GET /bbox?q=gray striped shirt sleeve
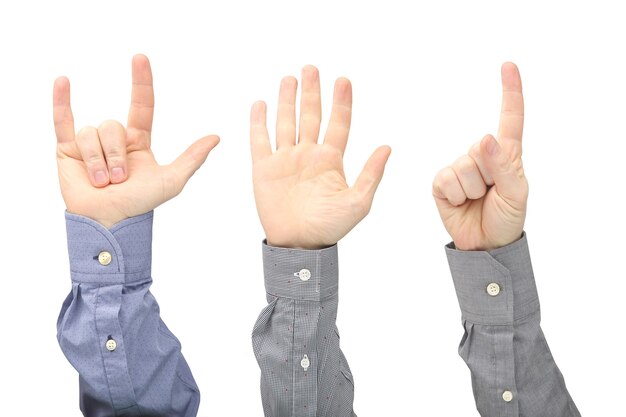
[252,242,356,417]
[446,233,580,417]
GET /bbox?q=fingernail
[486,136,499,155]
[111,167,125,182]
[94,170,108,185]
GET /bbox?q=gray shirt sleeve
[58,211,200,416]
[252,242,356,417]
[446,233,580,417]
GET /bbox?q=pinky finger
[76,127,109,187]
[53,77,75,144]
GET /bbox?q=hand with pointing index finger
[53,54,219,228]
[432,63,527,251]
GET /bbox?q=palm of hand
[254,144,358,249]
[250,67,391,249]
[57,141,169,227]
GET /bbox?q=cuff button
[502,390,513,402]
[297,269,311,281]
[98,251,112,266]
[105,338,117,352]
[486,282,501,296]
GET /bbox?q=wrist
[65,208,130,230]
[453,232,524,252]
[266,238,334,251]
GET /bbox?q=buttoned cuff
[262,241,339,301]
[446,232,540,325]
[65,211,153,285]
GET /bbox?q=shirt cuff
[445,232,540,325]
[65,211,153,285]
[262,241,339,301]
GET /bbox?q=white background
[1,0,624,415]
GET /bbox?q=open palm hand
[251,66,391,249]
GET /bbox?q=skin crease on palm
[432,62,528,251]
[53,54,220,229]
[250,65,392,250]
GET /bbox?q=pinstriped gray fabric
[59,212,200,416]
[446,233,580,417]
[253,243,356,417]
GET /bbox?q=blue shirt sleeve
[57,211,200,417]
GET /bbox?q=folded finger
[452,154,487,200]
[468,141,494,186]
[76,127,109,187]
[98,120,128,184]
[432,167,466,206]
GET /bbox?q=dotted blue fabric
[58,211,199,417]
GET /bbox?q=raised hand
[53,55,219,228]
[250,66,391,249]
[432,63,527,251]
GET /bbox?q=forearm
[446,233,580,416]
[252,242,355,417]
[57,212,200,416]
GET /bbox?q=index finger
[127,54,155,137]
[497,62,524,157]
[53,76,75,144]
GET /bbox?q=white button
[106,338,117,352]
[300,354,310,371]
[502,390,513,402]
[98,251,112,266]
[298,269,311,281]
[487,282,501,296]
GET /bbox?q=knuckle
[85,153,104,165]
[98,119,124,133]
[440,168,457,187]
[468,142,481,157]
[466,184,486,200]
[104,146,124,160]
[76,126,97,141]
[451,194,467,206]
[455,155,475,175]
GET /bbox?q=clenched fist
[432,63,527,251]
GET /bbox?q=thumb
[480,134,527,208]
[352,145,392,211]
[166,135,220,193]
